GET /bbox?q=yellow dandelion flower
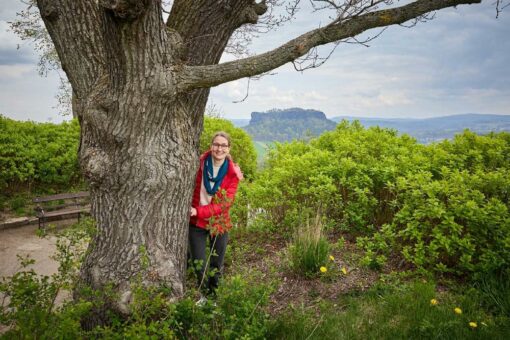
[454,307,462,315]
[469,322,477,328]
[341,267,347,275]
[320,266,327,273]
[329,255,335,261]
[430,299,438,306]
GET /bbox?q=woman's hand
[190,207,197,217]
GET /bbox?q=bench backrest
[33,191,90,203]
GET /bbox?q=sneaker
[195,296,208,307]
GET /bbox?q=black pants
[188,224,229,295]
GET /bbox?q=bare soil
[226,230,382,316]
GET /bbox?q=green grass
[475,270,510,317]
[268,281,510,339]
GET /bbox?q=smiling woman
[188,131,243,298]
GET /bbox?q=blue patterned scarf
[203,154,229,195]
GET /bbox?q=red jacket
[190,151,243,233]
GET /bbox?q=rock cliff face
[244,108,337,142]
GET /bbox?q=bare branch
[227,70,278,104]
[225,0,302,58]
[176,0,481,92]
[495,0,510,18]
[232,77,252,103]
[292,41,340,71]
[343,27,387,46]
[9,0,58,77]
[205,100,225,118]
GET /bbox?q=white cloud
[0,63,33,78]
[303,90,328,101]
[376,92,413,106]
[215,79,246,99]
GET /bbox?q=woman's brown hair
[211,131,231,146]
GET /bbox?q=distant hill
[330,113,510,143]
[243,108,337,142]
[229,119,250,128]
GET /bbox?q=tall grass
[288,211,330,278]
[476,270,510,317]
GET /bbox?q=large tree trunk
[77,96,201,315]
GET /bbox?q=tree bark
[35,0,481,326]
[37,0,194,318]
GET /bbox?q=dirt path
[0,222,68,334]
[0,223,61,280]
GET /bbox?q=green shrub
[0,115,81,192]
[175,274,272,339]
[427,130,510,175]
[245,121,427,235]
[245,121,509,278]
[104,272,272,340]
[7,195,29,216]
[8,196,26,211]
[360,169,510,276]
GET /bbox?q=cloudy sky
[1,1,509,123]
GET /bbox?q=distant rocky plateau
[242,108,337,142]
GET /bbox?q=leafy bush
[173,274,272,339]
[0,115,81,192]
[93,272,272,339]
[246,121,427,234]
[360,131,510,277]
[427,130,510,175]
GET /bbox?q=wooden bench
[33,191,90,229]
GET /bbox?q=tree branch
[167,0,270,66]
[176,0,481,91]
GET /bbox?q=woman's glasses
[212,143,229,149]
